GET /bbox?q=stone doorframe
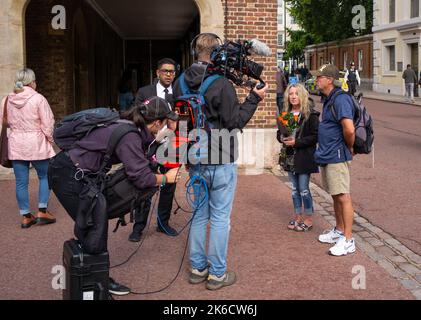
[0,0,224,98]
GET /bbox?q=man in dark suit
[135,58,176,105]
[129,58,178,241]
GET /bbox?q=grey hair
[14,68,36,92]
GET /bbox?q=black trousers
[133,182,177,231]
[48,152,83,221]
[348,81,357,96]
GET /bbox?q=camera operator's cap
[311,64,342,87]
[142,96,179,121]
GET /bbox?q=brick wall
[224,0,278,128]
[25,0,124,119]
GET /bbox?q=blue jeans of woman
[189,163,238,277]
[287,172,313,215]
[12,160,51,215]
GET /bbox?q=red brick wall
[224,0,278,128]
[25,0,124,119]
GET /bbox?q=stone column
[0,0,28,99]
[194,0,224,39]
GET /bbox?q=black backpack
[328,91,374,155]
[54,108,120,150]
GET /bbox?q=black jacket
[173,62,262,164]
[277,108,320,174]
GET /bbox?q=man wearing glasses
[130,58,179,241]
[135,58,177,105]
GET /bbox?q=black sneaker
[128,230,142,242]
[156,224,178,237]
[108,278,130,296]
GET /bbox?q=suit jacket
[135,83,174,108]
[135,84,157,106]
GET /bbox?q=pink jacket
[1,87,56,161]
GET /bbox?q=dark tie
[164,88,173,109]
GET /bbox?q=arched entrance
[73,9,89,112]
[0,0,225,100]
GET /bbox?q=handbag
[0,97,12,168]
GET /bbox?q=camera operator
[48,97,180,296]
[173,33,268,290]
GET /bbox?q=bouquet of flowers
[278,112,300,136]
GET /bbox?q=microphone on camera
[249,39,272,56]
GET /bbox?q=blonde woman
[0,68,56,228]
[277,83,320,231]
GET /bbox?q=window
[278,34,284,46]
[291,17,296,24]
[385,45,396,71]
[278,13,283,24]
[411,0,419,18]
[330,54,335,65]
[389,0,395,23]
[343,51,348,69]
[358,50,363,71]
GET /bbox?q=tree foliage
[285,0,373,43]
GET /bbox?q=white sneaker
[329,237,356,256]
[318,227,344,244]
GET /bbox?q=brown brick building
[0,0,279,167]
[304,34,374,89]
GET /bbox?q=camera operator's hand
[253,83,269,100]
[164,168,180,184]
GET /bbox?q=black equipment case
[62,239,109,300]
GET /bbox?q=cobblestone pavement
[271,166,421,300]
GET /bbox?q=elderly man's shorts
[320,162,351,196]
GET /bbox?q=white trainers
[318,227,344,244]
[329,237,356,256]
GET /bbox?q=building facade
[277,0,301,69]
[373,0,421,95]
[0,0,279,168]
[305,34,373,89]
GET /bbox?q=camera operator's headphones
[190,33,223,58]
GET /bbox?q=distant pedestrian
[344,62,361,97]
[402,64,417,104]
[0,68,56,229]
[311,64,356,256]
[118,70,135,112]
[277,83,320,232]
[276,67,288,114]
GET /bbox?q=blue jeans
[12,160,51,215]
[189,163,238,277]
[287,172,314,215]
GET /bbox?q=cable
[109,193,159,269]
[129,210,197,295]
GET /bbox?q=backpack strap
[327,89,352,122]
[198,74,222,95]
[99,123,140,173]
[178,73,191,95]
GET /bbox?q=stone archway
[0,0,28,98]
[194,0,224,39]
[0,0,225,99]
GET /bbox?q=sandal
[287,220,298,230]
[294,222,313,232]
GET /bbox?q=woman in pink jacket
[1,68,56,228]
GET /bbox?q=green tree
[285,0,373,43]
[283,30,317,61]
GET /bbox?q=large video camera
[209,39,271,89]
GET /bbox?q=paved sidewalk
[360,89,421,107]
[0,169,417,300]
